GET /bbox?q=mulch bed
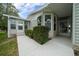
[73,45,79,56]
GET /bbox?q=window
[10,24,16,29]
[18,25,23,30]
[37,16,42,26]
[45,15,51,30]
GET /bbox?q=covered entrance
[56,16,72,37]
[43,3,73,39]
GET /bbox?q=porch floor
[17,35,74,56]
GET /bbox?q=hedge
[33,26,49,44]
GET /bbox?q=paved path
[17,35,74,56]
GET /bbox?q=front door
[17,24,24,36]
[17,21,24,36]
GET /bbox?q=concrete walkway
[17,35,74,56]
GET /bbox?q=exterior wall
[73,3,79,45]
[8,18,24,38]
[27,11,43,30]
[30,20,37,30]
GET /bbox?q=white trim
[8,16,10,38]
[3,14,26,20]
[72,3,75,45]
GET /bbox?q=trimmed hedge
[33,26,49,44]
[25,30,33,38]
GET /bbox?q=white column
[16,20,18,35]
[23,21,25,34]
[72,3,75,45]
[8,17,11,38]
[42,14,45,26]
[51,14,53,31]
[55,15,58,35]
[50,14,54,38]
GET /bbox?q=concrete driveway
[17,35,74,56]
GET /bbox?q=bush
[33,26,49,45]
[25,30,33,38]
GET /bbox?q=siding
[74,3,79,45]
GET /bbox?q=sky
[13,3,45,19]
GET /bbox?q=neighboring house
[26,3,79,46]
[3,14,29,38]
[0,3,23,37]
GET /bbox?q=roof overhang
[27,3,73,18]
[3,14,30,22]
[46,3,73,17]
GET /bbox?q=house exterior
[26,3,79,47]
[26,3,72,38]
[2,3,79,49]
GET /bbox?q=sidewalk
[17,35,74,56]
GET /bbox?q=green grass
[0,38,18,56]
[0,32,7,43]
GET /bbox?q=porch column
[42,14,45,26]
[50,14,54,38]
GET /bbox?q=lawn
[0,32,7,43]
[0,38,18,56]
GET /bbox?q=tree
[0,3,19,31]
[0,16,8,31]
[6,3,19,17]
[0,4,5,18]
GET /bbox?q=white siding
[27,11,43,30]
[73,3,79,45]
[30,20,37,30]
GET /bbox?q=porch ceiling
[44,3,73,17]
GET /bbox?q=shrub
[33,26,49,44]
[25,30,33,38]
